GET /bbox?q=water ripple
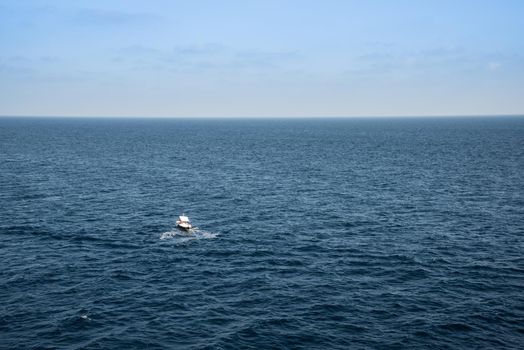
[1,117,523,349]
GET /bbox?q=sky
[1,0,523,117]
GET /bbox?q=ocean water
[1,117,523,349]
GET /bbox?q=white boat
[176,215,193,231]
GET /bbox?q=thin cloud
[73,8,161,26]
[352,46,520,75]
[171,43,225,56]
[0,55,86,83]
[115,45,163,58]
[233,50,302,69]
[488,62,501,71]
[112,44,303,73]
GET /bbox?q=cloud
[487,62,501,71]
[115,45,163,58]
[114,43,224,60]
[0,62,35,79]
[0,55,85,83]
[351,46,498,76]
[171,43,225,56]
[232,50,302,69]
[73,8,161,26]
[358,46,467,65]
[112,44,302,73]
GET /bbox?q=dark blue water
[1,117,523,349]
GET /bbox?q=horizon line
[1,114,523,120]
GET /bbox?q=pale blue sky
[1,0,523,117]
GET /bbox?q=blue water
[1,117,523,349]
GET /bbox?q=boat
[176,215,193,231]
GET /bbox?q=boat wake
[160,229,219,243]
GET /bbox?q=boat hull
[176,222,192,231]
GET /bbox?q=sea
[1,117,523,349]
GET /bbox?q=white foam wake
[160,229,219,243]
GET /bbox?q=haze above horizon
[1,0,523,118]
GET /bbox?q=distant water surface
[1,117,523,349]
